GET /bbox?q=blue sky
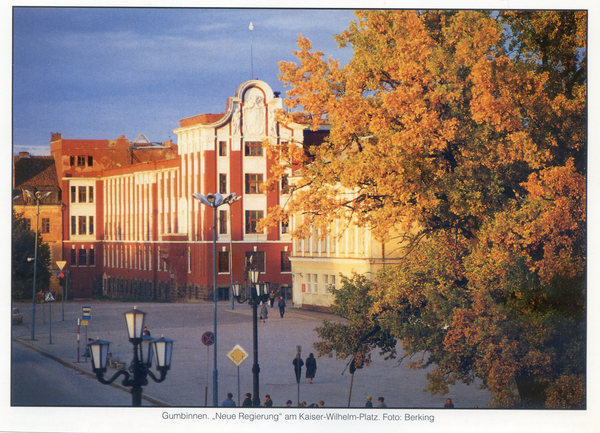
[12,7,356,155]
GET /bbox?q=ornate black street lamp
[232,269,268,407]
[192,191,238,407]
[87,307,175,406]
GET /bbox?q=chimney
[51,132,62,141]
[18,151,30,159]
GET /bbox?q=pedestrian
[264,394,273,407]
[84,337,94,358]
[242,393,253,407]
[444,398,455,408]
[260,302,268,323]
[143,326,151,337]
[305,353,317,384]
[293,353,304,383]
[284,400,293,407]
[269,290,276,307]
[319,400,325,407]
[308,403,318,408]
[278,296,286,318]
[365,396,373,408]
[222,392,236,407]
[377,397,387,408]
[299,401,307,407]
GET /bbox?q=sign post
[201,332,215,406]
[226,344,249,406]
[44,291,56,344]
[296,345,302,407]
[56,261,66,321]
[82,307,91,360]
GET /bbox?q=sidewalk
[11,300,492,408]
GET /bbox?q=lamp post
[87,307,174,407]
[23,189,52,341]
[232,268,268,407]
[228,195,240,311]
[192,192,238,407]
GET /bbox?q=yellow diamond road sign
[226,344,249,367]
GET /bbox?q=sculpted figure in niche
[243,95,265,135]
[232,103,241,136]
[269,105,277,137]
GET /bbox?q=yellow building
[289,212,404,311]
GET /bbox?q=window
[89,216,94,235]
[78,248,87,266]
[78,186,87,203]
[219,210,228,234]
[219,141,227,156]
[219,174,227,194]
[245,174,263,194]
[41,218,50,234]
[77,156,86,166]
[88,156,93,166]
[89,186,94,203]
[71,216,76,235]
[71,186,76,203]
[281,251,291,272]
[78,216,87,235]
[245,251,265,272]
[89,249,95,266]
[245,141,263,156]
[218,251,230,273]
[324,275,335,294]
[281,220,289,234]
[245,210,264,234]
[281,175,289,194]
[70,249,76,265]
[70,156,75,166]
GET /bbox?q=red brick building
[34,79,320,301]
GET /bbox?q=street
[11,341,136,406]
[10,300,492,409]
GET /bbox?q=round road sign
[201,331,215,346]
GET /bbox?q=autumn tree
[270,10,585,408]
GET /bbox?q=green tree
[273,10,585,408]
[313,274,398,370]
[12,209,51,300]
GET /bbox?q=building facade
[45,79,315,301]
[289,209,405,310]
[12,152,64,298]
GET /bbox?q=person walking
[365,396,373,408]
[305,353,317,384]
[143,326,151,337]
[242,393,253,407]
[278,296,286,318]
[444,398,455,408]
[377,397,387,408]
[284,400,293,407]
[260,302,268,323]
[222,392,236,407]
[292,353,304,383]
[269,290,276,307]
[264,394,273,407]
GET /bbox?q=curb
[13,337,171,407]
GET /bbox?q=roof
[179,113,225,128]
[13,155,59,190]
[13,154,61,204]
